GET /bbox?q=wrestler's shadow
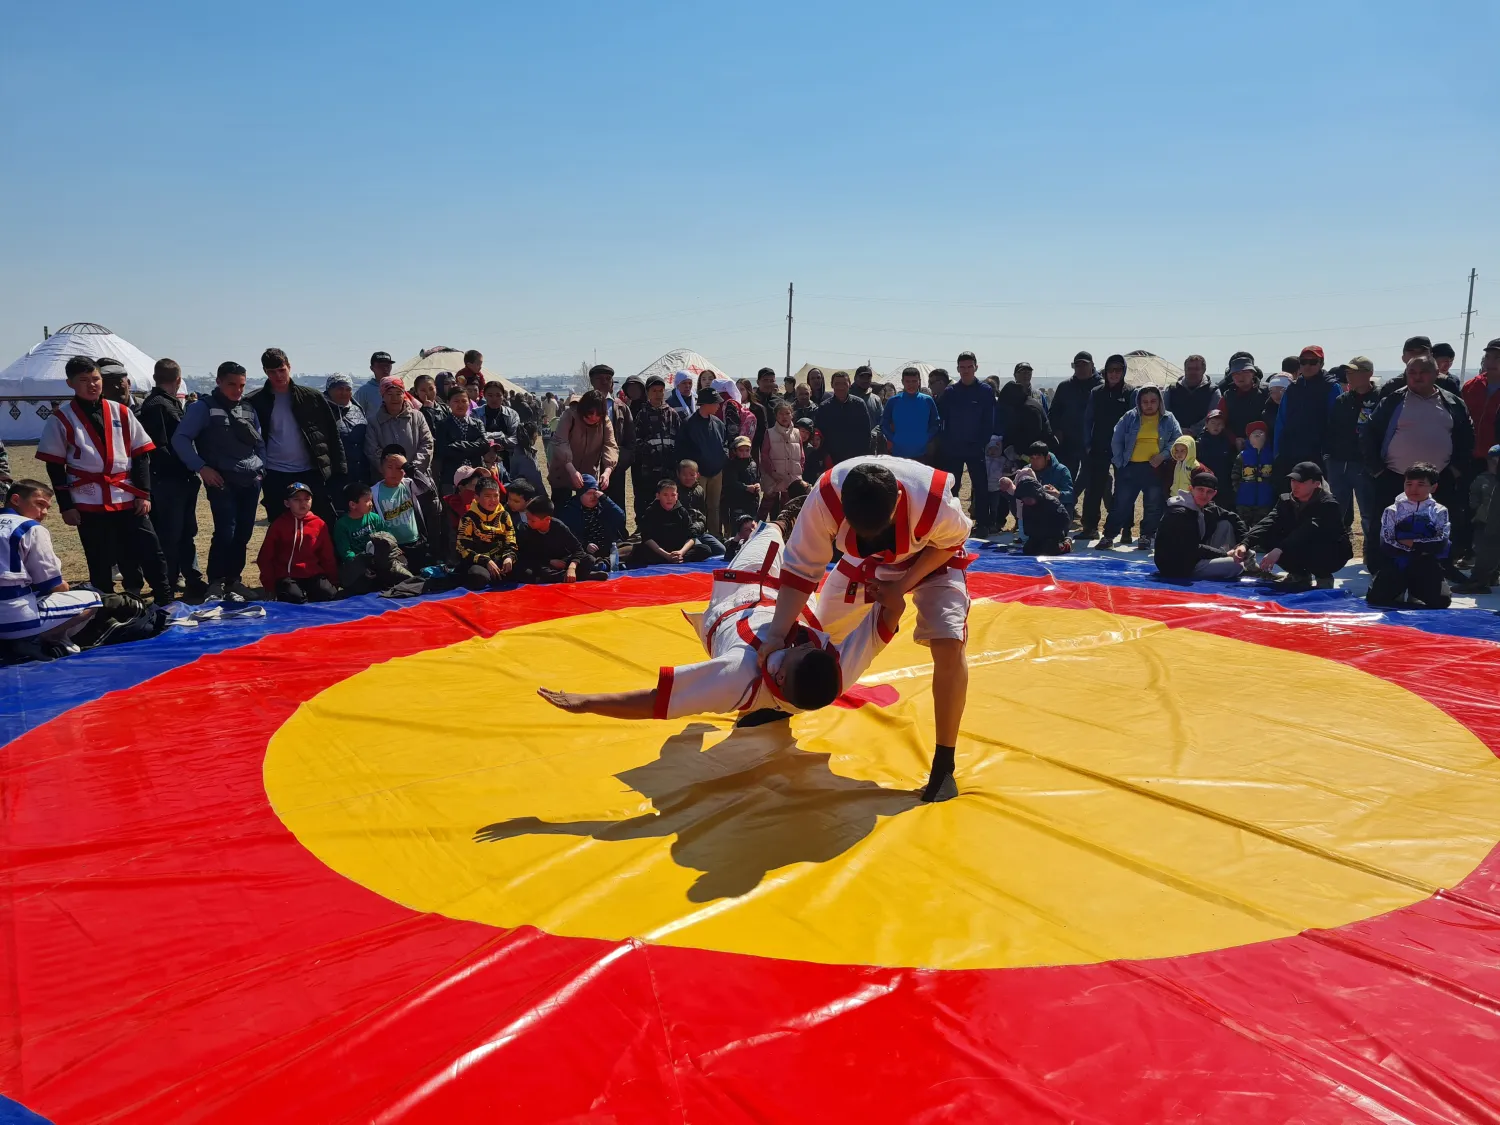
[474,721,921,902]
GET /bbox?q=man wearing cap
[1325,357,1382,565]
[247,347,345,526]
[632,376,681,519]
[1271,346,1340,495]
[937,351,998,534]
[354,351,396,422]
[851,365,884,428]
[1153,469,1247,581]
[1242,461,1352,590]
[1048,352,1102,499]
[1363,354,1474,559]
[674,388,729,537]
[880,366,940,462]
[588,364,633,511]
[1166,355,1222,438]
[1378,336,1460,399]
[1220,357,1267,447]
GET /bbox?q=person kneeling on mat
[0,479,103,660]
[1153,470,1248,581]
[539,511,905,730]
[1366,462,1453,609]
[1242,461,1352,591]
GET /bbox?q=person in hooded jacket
[1000,475,1071,555]
[1154,470,1247,581]
[1048,353,1102,496]
[1195,410,1236,510]
[1080,355,1132,540]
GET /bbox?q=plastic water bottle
[609,544,621,572]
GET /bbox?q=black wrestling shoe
[735,708,792,728]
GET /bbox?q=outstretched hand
[538,687,589,712]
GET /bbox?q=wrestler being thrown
[539,496,906,740]
[757,457,973,802]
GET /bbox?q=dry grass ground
[12,442,1367,588]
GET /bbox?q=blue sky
[2,1,1496,382]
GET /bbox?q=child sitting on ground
[999,475,1073,556]
[257,481,339,603]
[1234,421,1275,528]
[372,445,429,569]
[557,473,628,570]
[1367,462,1451,609]
[455,475,518,590]
[515,496,607,583]
[335,483,413,595]
[1455,444,1500,594]
[632,479,719,567]
[443,466,486,557]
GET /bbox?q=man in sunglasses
[1271,345,1340,495]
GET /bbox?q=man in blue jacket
[938,350,998,533]
[1273,345,1340,495]
[880,366,940,462]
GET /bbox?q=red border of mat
[5,573,1500,1124]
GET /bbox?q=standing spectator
[1196,410,1236,509]
[1272,346,1339,494]
[454,475,518,590]
[675,391,729,536]
[1458,338,1500,559]
[589,364,633,511]
[927,367,950,401]
[558,473,628,570]
[1454,444,1500,593]
[620,376,647,416]
[815,371,875,470]
[434,384,488,496]
[1380,336,1461,398]
[782,374,798,399]
[505,424,544,496]
[760,401,804,515]
[540,391,561,431]
[723,436,763,527]
[750,367,783,453]
[1221,357,1268,446]
[851,365,884,428]
[354,351,396,422]
[937,351,998,533]
[796,419,823,487]
[256,482,338,603]
[792,382,816,417]
[365,375,440,538]
[1048,352,1102,498]
[0,438,9,484]
[173,361,265,601]
[668,371,697,418]
[248,347,345,525]
[880,366,941,461]
[477,380,520,465]
[137,358,206,600]
[1098,385,1182,551]
[1079,354,1132,541]
[632,376,682,519]
[997,362,1054,455]
[1263,373,1291,436]
[98,360,134,406]
[1166,355,1222,437]
[805,367,830,406]
[323,373,369,504]
[1153,470,1247,581]
[38,356,170,604]
[549,389,618,508]
[1366,463,1452,608]
[1432,343,1462,392]
[1363,354,1473,535]
[1243,462,1353,590]
[412,374,445,438]
[1324,356,1382,565]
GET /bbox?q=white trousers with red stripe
[700,523,785,647]
[806,559,969,647]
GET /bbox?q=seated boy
[558,473,628,569]
[0,479,103,659]
[515,496,607,583]
[1367,462,1452,609]
[538,517,904,723]
[633,479,719,567]
[443,466,486,559]
[455,475,518,590]
[256,482,339,603]
[675,460,728,558]
[336,482,413,594]
[372,445,429,570]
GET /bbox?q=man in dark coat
[1243,461,1352,589]
[1048,352,1102,497]
[247,347,345,524]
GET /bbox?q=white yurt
[1123,350,1183,389]
[0,323,156,441]
[634,349,726,386]
[391,346,524,396]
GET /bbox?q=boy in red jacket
[257,481,338,603]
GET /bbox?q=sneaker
[1093,536,1117,550]
[204,580,226,602]
[229,581,257,602]
[1119,532,1134,547]
[1453,579,1494,595]
[1274,572,1313,593]
[42,640,82,658]
[1134,536,1153,551]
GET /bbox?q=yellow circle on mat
[265,600,1500,970]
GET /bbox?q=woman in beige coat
[759,401,805,517]
[547,390,618,506]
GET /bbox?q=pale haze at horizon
[1,1,1496,383]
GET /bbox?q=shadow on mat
[474,721,920,902]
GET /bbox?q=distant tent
[635,350,725,386]
[882,360,936,384]
[392,347,523,396]
[1123,350,1182,389]
[0,323,156,441]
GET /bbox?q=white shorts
[807,562,969,647]
[0,588,103,640]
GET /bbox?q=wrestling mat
[4,547,1500,1124]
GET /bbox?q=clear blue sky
[2,1,1496,382]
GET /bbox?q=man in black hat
[590,364,632,510]
[355,351,396,421]
[1242,461,1352,590]
[674,387,729,537]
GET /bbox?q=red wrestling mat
[4,573,1500,1124]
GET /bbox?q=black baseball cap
[1190,469,1218,489]
[645,375,666,389]
[1402,336,1432,353]
[1432,342,1456,360]
[285,481,313,498]
[1072,351,1093,365]
[1287,461,1325,483]
[370,351,394,365]
[1486,337,1500,352]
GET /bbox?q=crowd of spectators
[6,333,1499,660]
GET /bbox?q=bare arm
[537,686,656,719]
